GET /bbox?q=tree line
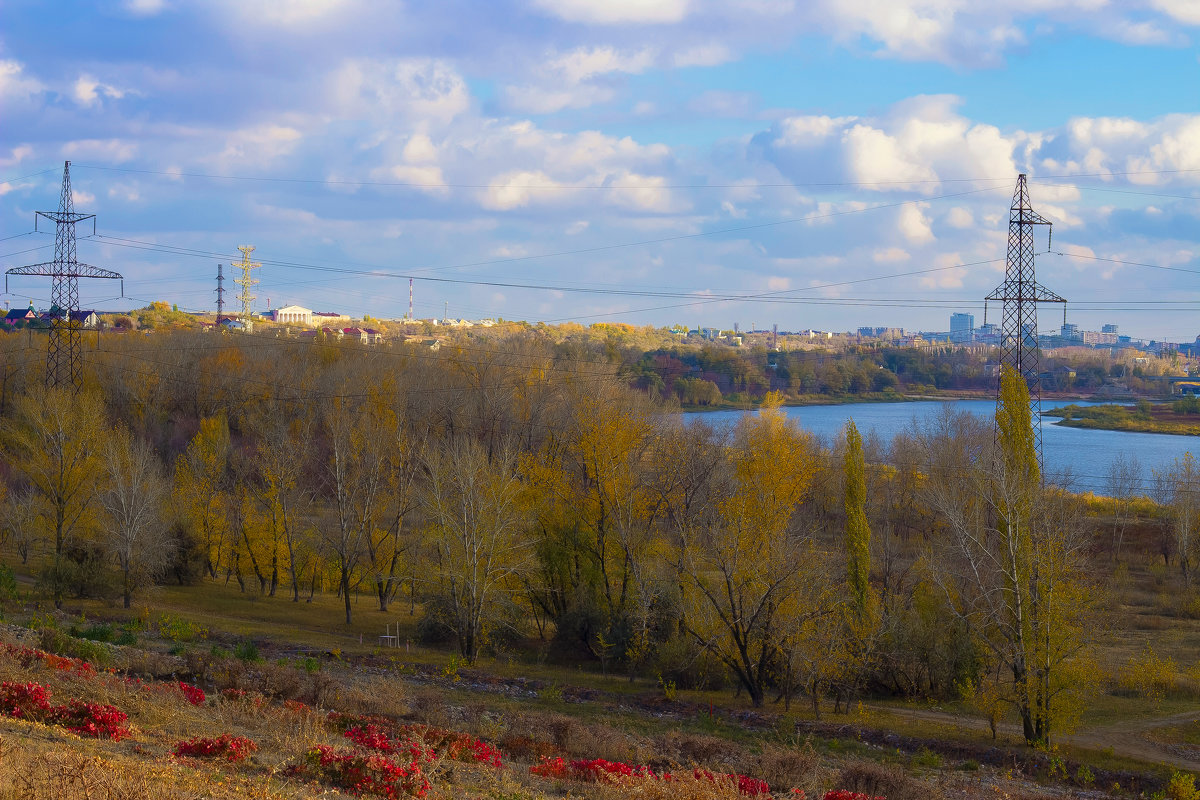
[0,328,1195,747]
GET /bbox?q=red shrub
[177,682,206,706]
[50,699,131,740]
[0,681,53,720]
[174,734,257,761]
[530,756,770,796]
[302,744,431,798]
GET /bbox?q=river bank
[1045,403,1200,437]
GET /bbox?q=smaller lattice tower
[232,245,260,326]
[215,263,226,317]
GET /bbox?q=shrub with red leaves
[343,723,503,769]
[0,644,95,677]
[0,681,53,719]
[822,792,885,800]
[177,682,205,706]
[174,734,258,762]
[302,744,431,798]
[50,699,131,740]
[530,756,771,796]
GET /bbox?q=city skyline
[1,1,1197,339]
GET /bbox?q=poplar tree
[843,419,870,615]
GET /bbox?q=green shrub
[0,563,20,603]
[234,639,261,663]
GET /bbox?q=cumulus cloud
[530,0,690,24]
[758,96,1017,191]
[330,59,469,125]
[73,74,131,107]
[504,46,655,113]
[0,60,45,103]
[1151,0,1200,25]
[123,0,167,15]
[62,138,139,162]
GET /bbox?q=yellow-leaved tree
[4,387,108,607]
[924,368,1096,746]
[681,391,821,707]
[174,415,231,579]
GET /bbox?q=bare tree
[1106,453,1142,562]
[1,486,42,565]
[1153,452,1200,585]
[322,392,393,624]
[99,426,172,608]
[421,438,531,663]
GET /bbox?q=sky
[1,0,1198,340]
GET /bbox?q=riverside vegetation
[0,325,1199,798]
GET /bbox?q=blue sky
[1,0,1198,339]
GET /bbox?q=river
[692,399,1197,496]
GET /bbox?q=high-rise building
[1102,323,1119,334]
[1061,323,1080,340]
[950,312,975,342]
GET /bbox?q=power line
[72,162,1200,191]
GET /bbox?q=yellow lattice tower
[232,245,260,327]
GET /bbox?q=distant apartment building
[1102,323,1119,334]
[949,312,975,343]
[1060,323,1080,340]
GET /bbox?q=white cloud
[215,125,302,165]
[671,43,733,67]
[330,59,469,125]
[1151,0,1200,25]
[62,138,138,162]
[388,165,447,193]
[482,170,565,210]
[897,203,934,244]
[566,220,589,234]
[0,144,33,168]
[402,134,438,164]
[920,253,967,289]
[108,184,142,202]
[73,74,130,107]
[872,247,910,263]
[945,207,974,228]
[221,0,349,26]
[767,276,791,291]
[71,189,96,207]
[0,60,45,103]
[123,0,167,15]
[530,0,690,24]
[504,46,655,113]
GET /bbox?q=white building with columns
[270,305,313,325]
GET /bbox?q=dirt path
[875,704,1200,771]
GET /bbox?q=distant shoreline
[1044,403,1200,437]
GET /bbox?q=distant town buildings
[949,312,975,343]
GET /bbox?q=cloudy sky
[1,0,1198,339]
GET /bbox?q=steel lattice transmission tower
[232,245,260,326]
[985,174,1066,465]
[6,161,123,391]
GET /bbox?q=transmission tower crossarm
[985,283,1066,304]
[7,262,123,280]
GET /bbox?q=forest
[0,325,1197,752]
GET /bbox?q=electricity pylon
[985,174,1066,467]
[232,245,260,327]
[6,161,123,391]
